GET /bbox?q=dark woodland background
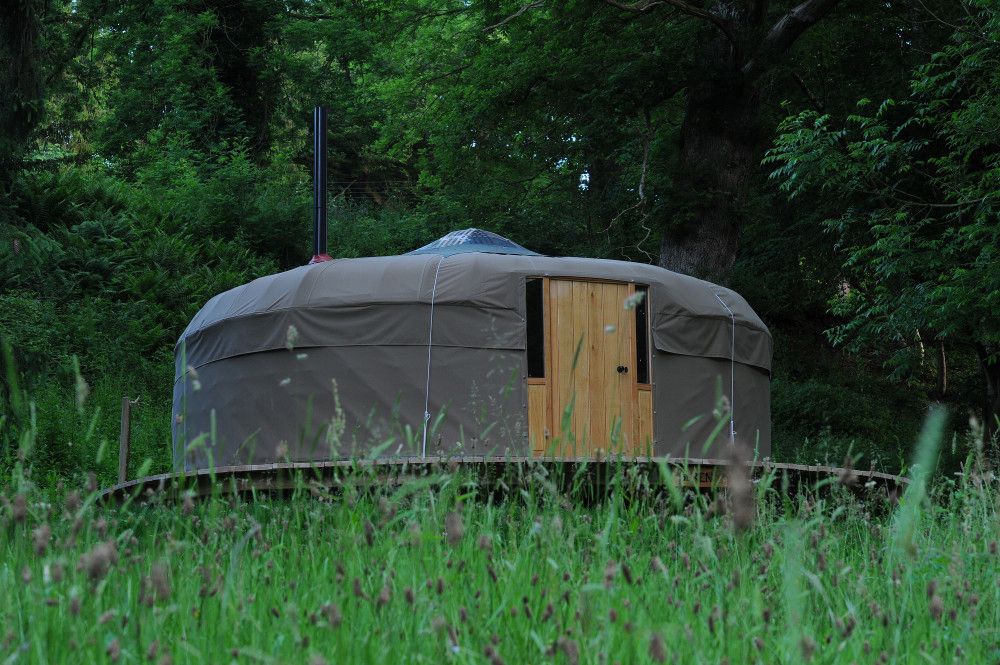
[1,0,998,484]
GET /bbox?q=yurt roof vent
[408,228,540,257]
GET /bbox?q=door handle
[617,365,628,374]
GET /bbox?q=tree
[766,2,1000,443]
[1,0,48,192]
[600,0,844,277]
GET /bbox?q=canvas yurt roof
[178,231,770,372]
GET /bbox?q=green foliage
[0,0,992,479]
[766,2,1000,438]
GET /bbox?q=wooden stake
[118,397,131,484]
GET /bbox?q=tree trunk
[651,0,845,279]
[657,9,764,280]
[660,72,762,278]
[977,346,1000,448]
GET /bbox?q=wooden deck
[99,456,908,503]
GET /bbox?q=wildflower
[648,633,667,663]
[377,585,391,608]
[352,578,367,600]
[21,565,31,584]
[107,638,121,662]
[650,556,666,573]
[477,534,492,552]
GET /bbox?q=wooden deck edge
[99,456,908,502]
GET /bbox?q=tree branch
[742,0,843,80]
[602,0,738,51]
[791,70,824,112]
[483,1,545,32]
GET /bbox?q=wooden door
[547,279,638,456]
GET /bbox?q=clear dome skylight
[408,228,540,256]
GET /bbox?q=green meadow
[2,411,997,664]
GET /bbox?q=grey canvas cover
[173,248,772,470]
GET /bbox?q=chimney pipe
[309,105,332,264]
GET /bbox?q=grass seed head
[648,633,666,663]
[79,540,118,582]
[445,511,464,546]
[929,594,944,621]
[558,637,579,665]
[181,493,194,516]
[322,602,342,627]
[32,524,51,556]
[107,638,121,662]
[799,635,816,661]
[12,493,27,523]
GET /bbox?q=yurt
[172,228,772,471]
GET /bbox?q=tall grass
[1,410,998,664]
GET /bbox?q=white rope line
[421,256,445,458]
[714,292,736,443]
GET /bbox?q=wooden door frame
[526,276,653,456]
